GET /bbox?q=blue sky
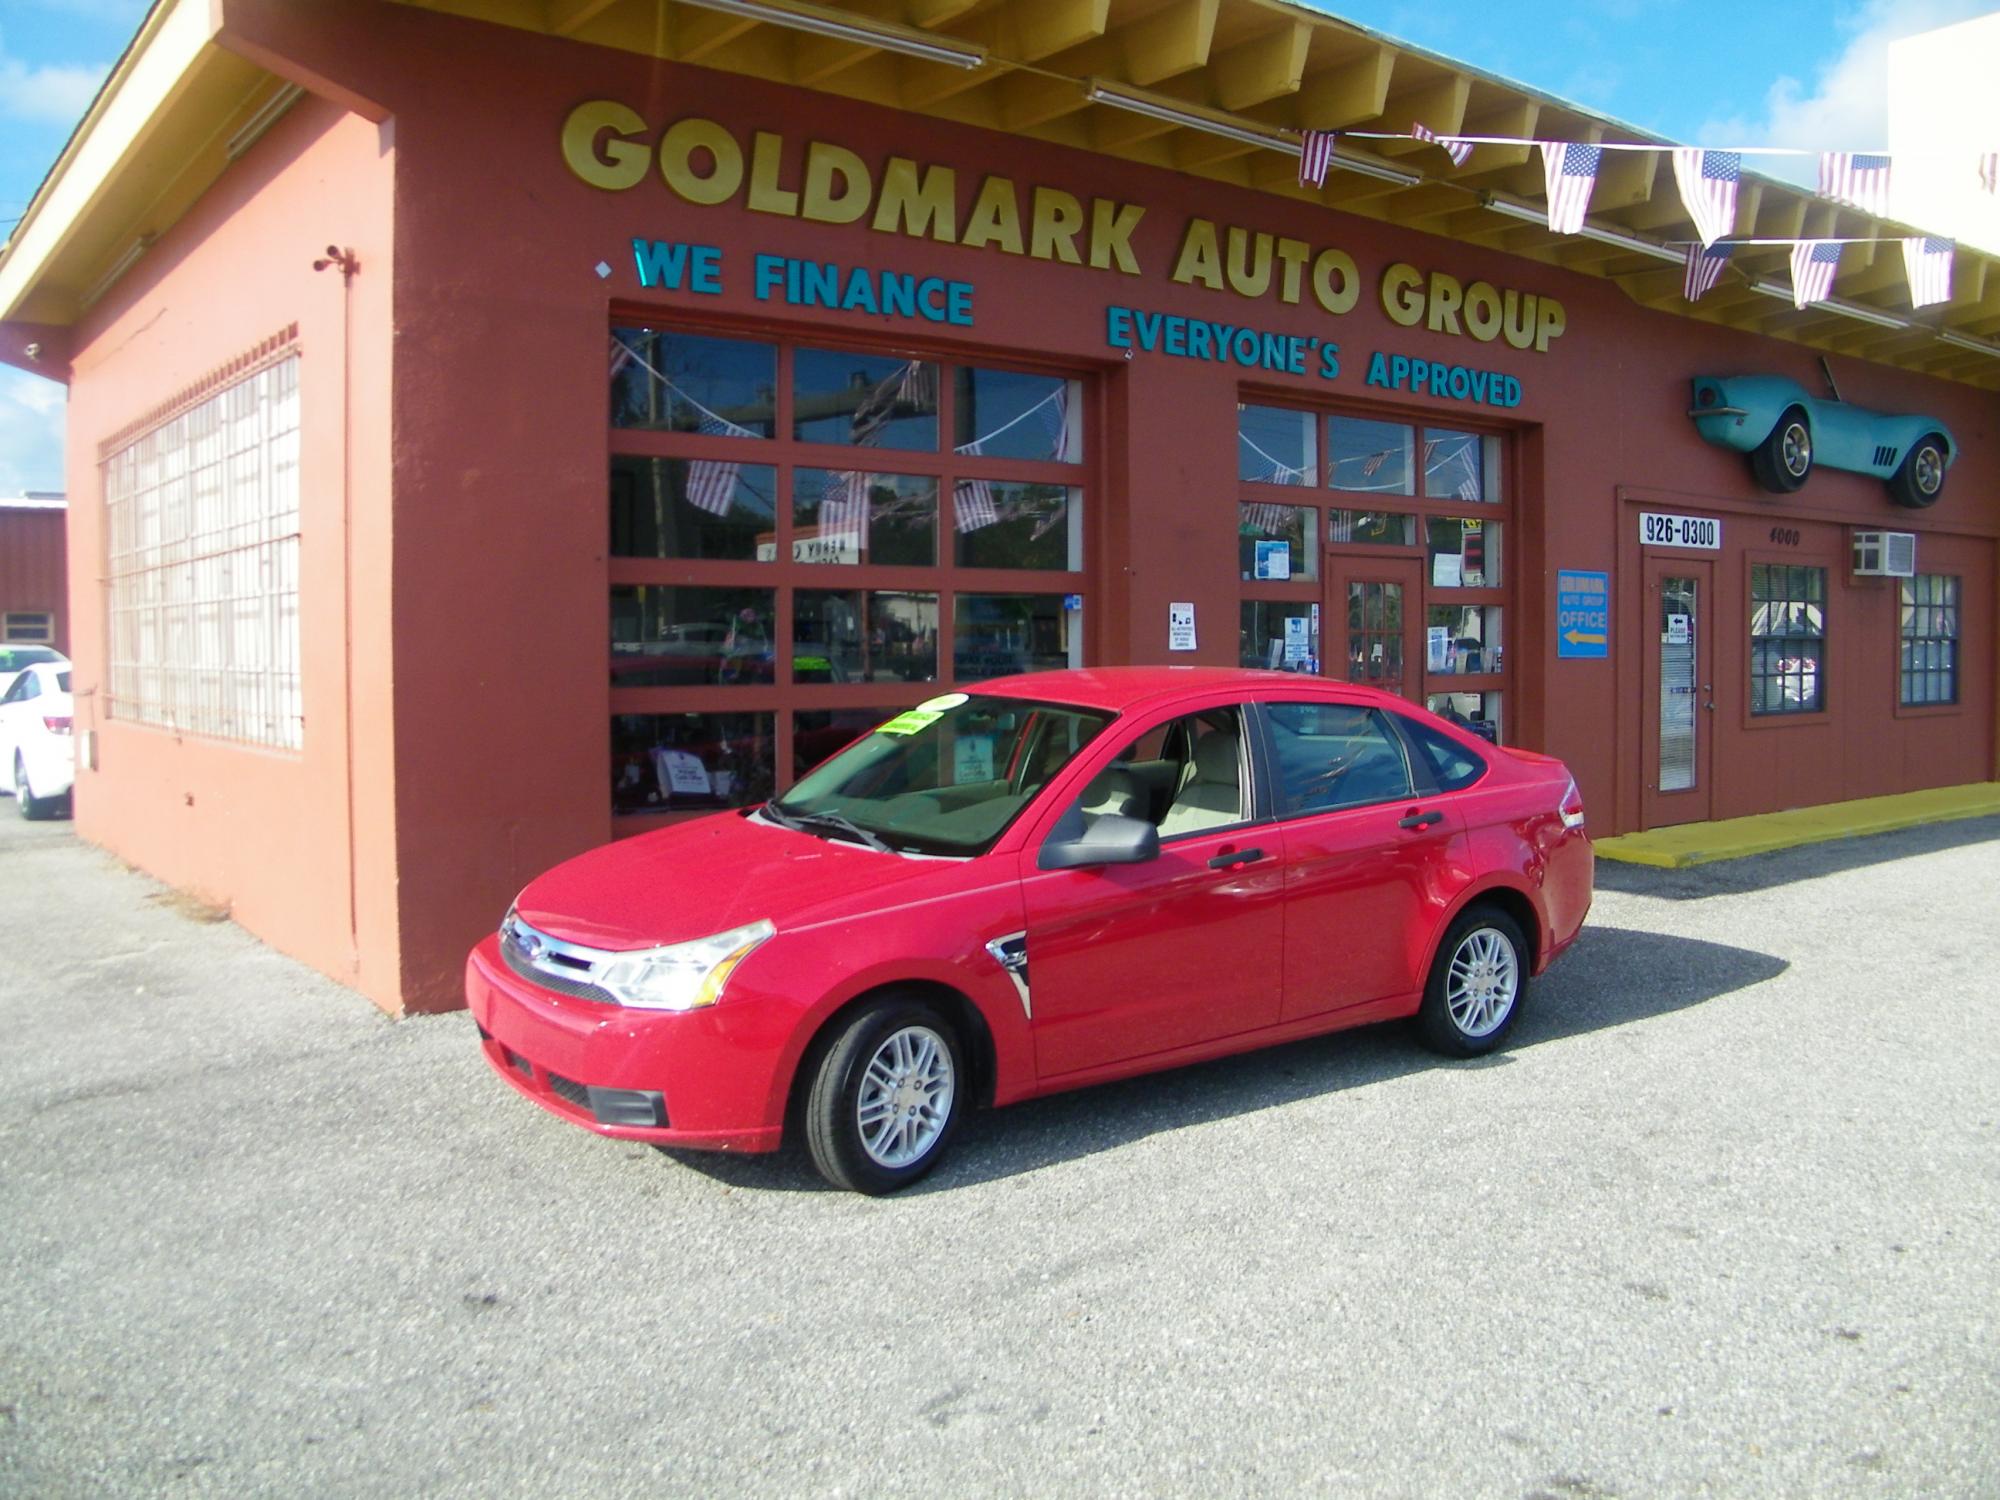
[1,0,1993,492]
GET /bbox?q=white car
[0,661,74,819]
[0,644,65,699]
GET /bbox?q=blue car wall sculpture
[1689,374,1955,507]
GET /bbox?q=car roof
[969,666,1413,714]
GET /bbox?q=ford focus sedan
[468,668,1592,1193]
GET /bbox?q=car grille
[546,1071,592,1110]
[499,921,618,1005]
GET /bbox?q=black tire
[1416,905,1530,1058]
[13,753,57,821]
[1887,435,1948,508]
[803,995,965,1195]
[1748,408,1813,494]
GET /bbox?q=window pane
[609,457,776,561]
[1425,517,1500,587]
[1239,405,1316,485]
[795,707,902,779]
[1426,691,1502,743]
[1397,714,1487,791]
[955,369,1078,462]
[1899,573,1960,706]
[1266,701,1415,813]
[612,712,774,816]
[1239,504,1317,581]
[611,329,775,436]
[610,585,775,686]
[793,470,937,566]
[954,594,1074,680]
[953,483,1080,570]
[1751,565,1827,715]
[1422,428,1489,501]
[1328,416,1412,495]
[1425,604,1502,675]
[794,590,938,683]
[793,350,938,450]
[1240,600,1319,672]
[1326,509,1416,547]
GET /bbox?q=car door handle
[1207,847,1265,869]
[1397,810,1444,830]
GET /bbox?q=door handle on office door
[1702,682,1714,710]
[1397,810,1444,830]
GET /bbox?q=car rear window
[1396,714,1487,792]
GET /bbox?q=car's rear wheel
[13,753,57,821]
[1888,435,1948,508]
[804,995,965,1194]
[1749,408,1813,494]
[1417,905,1528,1058]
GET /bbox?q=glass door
[1327,555,1423,703]
[1643,556,1714,826]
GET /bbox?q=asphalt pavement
[1,807,1996,1498]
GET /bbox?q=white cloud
[1697,0,1997,182]
[0,368,68,495]
[0,51,108,126]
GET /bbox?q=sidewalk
[1594,780,2000,867]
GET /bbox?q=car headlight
[593,919,775,1011]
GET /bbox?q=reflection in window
[1239,504,1317,581]
[1266,702,1415,814]
[610,329,776,435]
[794,707,901,779]
[793,470,937,567]
[610,456,775,561]
[1328,416,1412,495]
[1396,714,1487,790]
[955,369,1077,462]
[1425,604,1502,675]
[610,585,775,686]
[612,712,775,816]
[1241,600,1318,672]
[1422,429,1488,501]
[1427,691,1502,743]
[953,483,1079,570]
[1425,517,1499,587]
[793,349,939,451]
[1327,509,1417,547]
[1750,564,1825,715]
[1239,405,1316,485]
[1345,581,1405,687]
[953,594,1074,680]
[794,590,938,683]
[1900,574,1959,706]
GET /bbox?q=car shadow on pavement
[1594,815,2000,901]
[660,923,1787,1195]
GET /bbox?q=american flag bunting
[1902,236,1953,309]
[1453,449,1481,501]
[1412,124,1472,167]
[1670,149,1740,248]
[1299,130,1337,189]
[819,470,870,546]
[1037,385,1071,462]
[1540,142,1601,234]
[1242,503,1295,532]
[684,414,748,516]
[1789,239,1842,309]
[1818,152,1891,217]
[954,477,999,532]
[1361,450,1388,478]
[1979,152,1999,194]
[1683,243,1731,302]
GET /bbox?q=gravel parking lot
[1,809,1996,1498]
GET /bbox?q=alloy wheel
[1781,422,1812,478]
[855,1024,955,1169]
[1445,927,1520,1038]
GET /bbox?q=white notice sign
[1666,614,1691,645]
[1169,602,1198,651]
[656,749,713,797]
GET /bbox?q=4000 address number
[1639,512,1721,549]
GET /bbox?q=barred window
[1900,574,1959,706]
[1750,563,1825,716]
[104,356,302,748]
[3,612,54,644]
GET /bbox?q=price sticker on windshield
[1639,511,1721,549]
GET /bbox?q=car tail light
[1559,778,1586,830]
[42,715,72,736]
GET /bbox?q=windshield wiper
[766,804,894,854]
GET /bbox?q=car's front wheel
[1417,905,1529,1058]
[13,753,58,821]
[1749,408,1813,494]
[1888,435,1948,508]
[804,995,965,1194]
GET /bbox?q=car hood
[514,809,969,950]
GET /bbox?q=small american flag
[1412,124,1472,167]
[1540,142,1601,234]
[1036,385,1071,462]
[897,360,938,411]
[1979,152,1998,194]
[1683,242,1732,302]
[1902,236,1954,309]
[1242,503,1294,532]
[1671,149,1740,248]
[1299,129,1337,189]
[1819,152,1891,216]
[685,414,747,516]
[1361,450,1388,478]
[1453,449,1481,501]
[1789,240,1843,309]
[609,334,636,378]
[820,470,870,546]
[954,477,999,532]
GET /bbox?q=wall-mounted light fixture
[79,235,155,310]
[670,0,986,68]
[1081,80,1422,187]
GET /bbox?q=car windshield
[770,693,1114,856]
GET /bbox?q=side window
[1267,701,1415,814]
[0,676,24,705]
[1395,714,1487,792]
[10,675,40,704]
[1070,706,1247,838]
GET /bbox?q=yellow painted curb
[1594,783,2000,868]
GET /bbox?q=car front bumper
[465,935,790,1152]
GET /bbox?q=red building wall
[0,506,67,652]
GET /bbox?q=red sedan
[468,668,1592,1193]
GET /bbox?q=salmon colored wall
[61,93,402,1010]
[0,509,68,652]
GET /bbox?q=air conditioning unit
[1852,530,1916,578]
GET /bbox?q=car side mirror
[1037,810,1160,870]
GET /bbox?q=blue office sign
[1557,570,1610,659]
